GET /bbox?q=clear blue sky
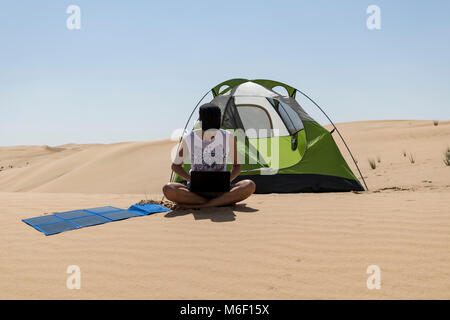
[1,0,449,146]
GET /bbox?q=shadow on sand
[164,203,259,222]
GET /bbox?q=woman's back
[184,128,231,172]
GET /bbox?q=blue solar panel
[86,206,122,214]
[129,204,171,215]
[37,221,78,235]
[55,210,91,220]
[24,215,62,226]
[71,215,109,227]
[23,204,170,236]
[98,210,140,221]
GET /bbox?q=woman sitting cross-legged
[162,103,255,209]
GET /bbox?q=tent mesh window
[236,105,273,138]
[267,98,304,135]
[222,97,244,129]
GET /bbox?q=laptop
[190,171,231,193]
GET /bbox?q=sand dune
[328,120,450,190]
[0,140,176,194]
[0,120,449,299]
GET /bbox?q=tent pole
[295,88,369,191]
[161,89,212,203]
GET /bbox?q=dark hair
[199,103,221,131]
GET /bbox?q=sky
[1,0,449,146]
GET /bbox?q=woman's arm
[172,163,191,182]
[229,134,241,182]
[172,140,191,182]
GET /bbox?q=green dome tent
[173,79,366,193]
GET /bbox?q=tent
[173,79,366,193]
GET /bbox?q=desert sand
[0,120,449,299]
